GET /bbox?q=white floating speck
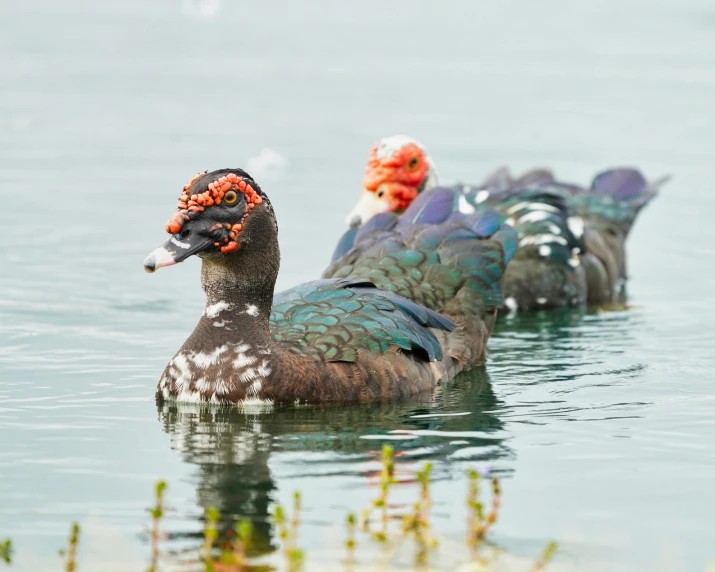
[181,0,222,19]
[246,148,288,180]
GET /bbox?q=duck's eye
[376,189,385,198]
[224,190,238,205]
[408,156,420,170]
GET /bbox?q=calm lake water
[2,1,715,570]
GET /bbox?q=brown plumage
[145,169,516,404]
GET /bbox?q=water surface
[1,0,715,570]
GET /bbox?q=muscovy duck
[144,169,516,405]
[336,135,666,310]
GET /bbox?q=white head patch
[374,135,424,159]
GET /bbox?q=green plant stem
[531,541,558,571]
[0,539,12,565]
[147,480,167,572]
[64,523,80,572]
[203,507,220,571]
[344,513,356,570]
[287,492,304,572]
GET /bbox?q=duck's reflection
[491,306,640,372]
[156,366,508,557]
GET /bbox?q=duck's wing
[576,167,665,237]
[323,187,517,370]
[325,188,516,313]
[329,212,397,264]
[269,278,453,364]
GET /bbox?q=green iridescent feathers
[269,187,517,368]
[324,188,518,320]
[327,167,662,312]
[269,279,454,363]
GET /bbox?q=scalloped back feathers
[324,187,517,372]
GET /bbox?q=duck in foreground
[338,135,667,310]
[144,169,516,405]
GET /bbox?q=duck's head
[345,135,439,228]
[144,169,277,273]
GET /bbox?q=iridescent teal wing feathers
[324,187,517,370]
[270,278,454,363]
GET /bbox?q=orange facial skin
[165,172,263,253]
[363,143,429,212]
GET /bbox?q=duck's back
[470,181,586,311]
[462,166,663,309]
[324,187,517,371]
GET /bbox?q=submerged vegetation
[1,446,559,571]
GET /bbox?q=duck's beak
[143,234,214,273]
[344,188,393,228]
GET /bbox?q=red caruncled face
[345,140,430,227]
[166,172,263,253]
[363,142,428,211]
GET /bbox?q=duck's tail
[569,167,667,304]
[582,167,668,238]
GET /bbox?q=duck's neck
[157,247,284,404]
[197,249,278,346]
[421,159,440,193]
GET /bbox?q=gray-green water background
[1,1,714,570]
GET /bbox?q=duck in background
[143,169,516,405]
[334,136,667,311]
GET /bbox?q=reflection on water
[157,367,505,563]
[489,309,650,425]
[150,307,660,570]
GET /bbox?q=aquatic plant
[466,469,501,555]
[401,462,437,569]
[196,504,256,572]
[344,512,357,570]
[372,461,438,570]
[531,541,559,572]
[3,465,562,571]
[0,539,12,565]
[272,491,304,572]
[202,506,220,571]
[58,522,80,572]
[147,480,167,572]
[225,518,254,570]
[360,444,397,543]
